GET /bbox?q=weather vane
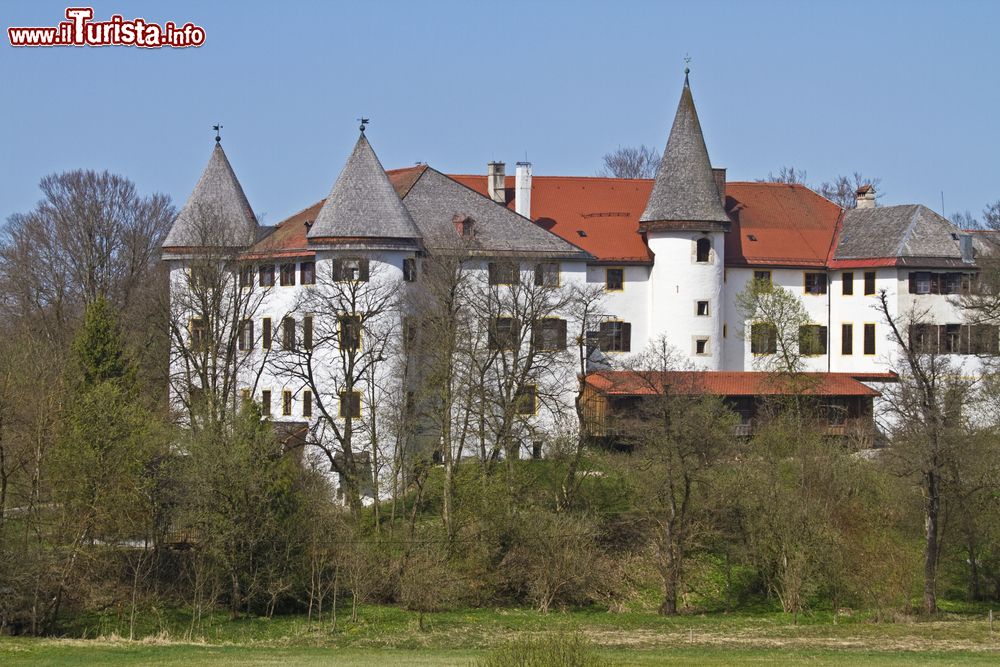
[213,123,223,143]
[358,117,370,133]
[684,53,691,74]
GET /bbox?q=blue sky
[2,1,998,225]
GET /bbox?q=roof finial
[683,54,691,85]
[358,117,370,134]
[213,123,223,143]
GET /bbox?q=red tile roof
[586,371,881,397]
[725,183,843,268]
[450,175,843,266]
[245,200,321,258]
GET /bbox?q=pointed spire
[640,71,729,230]
[163,142,257,249]
[307,133,421,245]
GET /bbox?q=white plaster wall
[828,268,898,374]
[646,231,725,369]
[585,264,651,355]
[722,267,831,372]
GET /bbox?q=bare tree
[165,206,268,432]
[759,166,808,184]
[270,257,400,515]
[0,170,174,341]
[818,173,883,209]
[598,145,661,179]
[736,276,813,374]
[875,289,975,614]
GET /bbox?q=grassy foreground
[4,603,1000,665]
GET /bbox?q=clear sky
[2,1,998,226]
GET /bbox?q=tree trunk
[923,469,940,614]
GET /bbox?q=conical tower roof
[163,143,258,249]
[307,133,421,246]
[640,72,729,230]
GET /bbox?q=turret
[162,138,257,253]
[642,69,729,369]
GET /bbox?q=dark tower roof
[307,133,421,247]
[163,143,258,250]
[640,73,730,231]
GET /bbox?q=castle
[162,72,991,476]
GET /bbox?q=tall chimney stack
[855,184,876,209]
[712,167,727,207]
[487,161,506,204]
[515,162,532,219]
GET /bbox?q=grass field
[4,603,1000,665]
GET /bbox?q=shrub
[477,633,614,667]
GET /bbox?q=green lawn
[4,603,1000,665]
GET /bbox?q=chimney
[515,162,532,219]
[960,234,975,263]
[855,184,876,209]
[487,161,506,204]
[712,167,727,207]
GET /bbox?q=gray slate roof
[163,144,258,249]
[834,205,969,263]
[400,167,591,259]
[307,133,421,245]
[640,76,729,225]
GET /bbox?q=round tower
[640,70,729,369]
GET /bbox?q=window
[515,384,537,415]
[804,272,827,295]
[339,390,361,418]
[753,270,772,285]
[908,272,968,295]
[750,323,777,355]
[280,263,296,286]
[534,263,560,288]
[696,300,710,316]
[403,257,417,282]
[971,325,1000,355]
[282,317,296,349]
[798,324,828,356]
[863,323,876,355]
[262,318,272,350]
[261,390,272,416]
[695,338,710,355]
[909,324,938,354]
[238,319,253,352]
[339,314,361,351]
[333,258,369,282]
[842,272,854,295]
[696,238,711,263]
[303,316,313,350]
[532,441,543,460]
[841,323,853,355]
[282,390,292,416]
[599,321,631,352]
[239,266,254,288]
[864,271,876,295]
[240,388,251,402]
[190,318,206,351]
[302,390,312,418]
[605,268,624,291]
[300,261,316,285]
[532,318,567,351]
[259,265,275,287]
[941,324,965,355]
[490,317,520,350]
[488,262,519,285]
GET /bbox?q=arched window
[696,237,711,263]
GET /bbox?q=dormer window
[453,214,475,240]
